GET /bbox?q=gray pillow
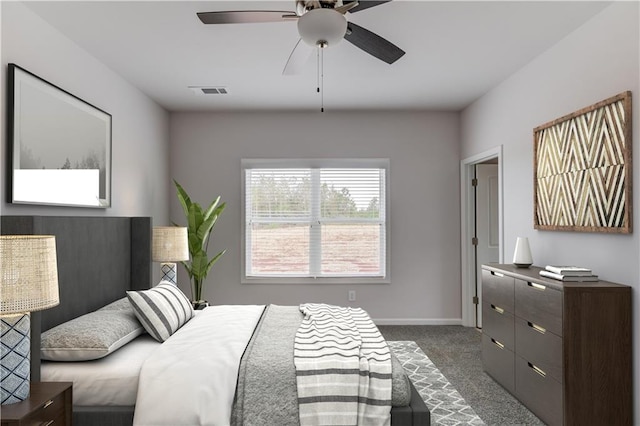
[41,301,144,361]
[127,282,194,342]
[98,297,133,311]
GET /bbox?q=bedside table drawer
[515,317,562,383]
[23,391,66,425]
[482,301,514,350]
[515,279,562,336]
[482,269,514,313]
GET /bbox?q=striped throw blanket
[294,303,392,426]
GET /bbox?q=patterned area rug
[388,340,485,425]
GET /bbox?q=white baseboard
[373,318,463,326]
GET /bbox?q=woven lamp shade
[152,227,189,262]
[0,235,59,315]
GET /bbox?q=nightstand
[0,382,72,426]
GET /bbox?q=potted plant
[174,179,226,305]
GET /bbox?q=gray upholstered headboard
[0,216,152,379]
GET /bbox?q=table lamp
[1,235,59,404]
[152,227,189,285]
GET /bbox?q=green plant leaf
[187,203,205,253]
[190,251,209,278]
[174,180,192,220]
[203,249,226,279]
[196,203,225,251]
[179,260,194,280]
[203,196,221,221]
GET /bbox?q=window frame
[241,158,390,284]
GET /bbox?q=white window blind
[244,164,387,280]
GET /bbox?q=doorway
[460,147,504,328]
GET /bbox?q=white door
[475,163,499,327]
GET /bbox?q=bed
[1,215,429,426]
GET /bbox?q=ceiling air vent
[188,86,229,95]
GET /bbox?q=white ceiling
[24,1,611,112]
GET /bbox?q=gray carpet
[380,325,544,426]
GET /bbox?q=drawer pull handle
[41,421,54,426]
[43,399,54,409]
[528,282,546,291]
[491,271,505,277]
[491,338,505,349]
[491,304,504,314]
[528,362,547,378]
[528,322,546,334]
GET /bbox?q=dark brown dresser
[481,264,632,426]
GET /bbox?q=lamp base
[0,314,31,405]
[160,262,178,285]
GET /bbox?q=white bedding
[41,334,160,406]
[133,305,265,426]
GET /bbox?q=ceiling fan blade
[336,2,359,14]
[197,11,297,25]
[348,1,392,13]
[283,39,314,75]
[344,22,405,64]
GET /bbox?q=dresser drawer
[482,301,514,350]
[482,333,515,394]
[515,355,563,426]
[515,279,562,336]
[515,316,562,383]
[482,269,515,313]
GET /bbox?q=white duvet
[133,305,265,426]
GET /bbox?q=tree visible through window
[245,164,387,279]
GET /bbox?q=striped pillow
[127,282,194,342]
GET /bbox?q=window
[242,159,388,283]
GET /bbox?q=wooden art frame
[534,91,632,233]
[7,63,112,208]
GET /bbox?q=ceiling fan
[197,0,405,74]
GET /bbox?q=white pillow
[41,301,144,361]
[126,282,194,342]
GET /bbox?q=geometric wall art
[534,91,632,233]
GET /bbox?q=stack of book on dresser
[539,265,599,282]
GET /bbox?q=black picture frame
[7,63,112,208]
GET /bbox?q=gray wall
[460,2,639,420]
[170,111,461,323]
[0,2,170,227]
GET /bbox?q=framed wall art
[534,91,632,233]
[7,63,112,208]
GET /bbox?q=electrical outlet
[348,290,356,302]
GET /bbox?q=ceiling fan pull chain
[317,46,320,95]
[320,46,324,112]
[316,46,324,112]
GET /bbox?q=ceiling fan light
[297,9,347,47]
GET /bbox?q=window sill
[241,276,390,285]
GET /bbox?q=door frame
[460,146,504,327]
